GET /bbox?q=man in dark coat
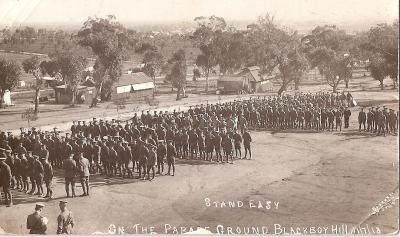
[166,140,176,176]
[63,154,77,198]
[33,155,44,196]
[27,203,48,234]
[0,156,13,206]
[41,157,53,199]
[358,108,366,131]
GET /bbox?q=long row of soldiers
[1,92,398,207]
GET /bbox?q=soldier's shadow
[5,190,68,206]
[335,130,393,140]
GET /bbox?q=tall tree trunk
[91,81,103,107]
[71,89,76,107]
[332,84,337,93]
[380,80,384,90]
[345,79,349,88]
[182,87,186,97]
[0,91,4,109]
[205,70,209,93]
[176,87,181,100]
[278,77,287,96]
[294,78,300,90]
[34,88,40,114]
[152,75,156,97]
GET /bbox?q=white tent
[2,90,12,106]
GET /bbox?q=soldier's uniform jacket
[122,145,132,163]
[157,144,167,162]
[63,158,77,178]
[77,157,90,177]
[0,162,12,187]
[57,210,74,234]
[26,212,47,234]
[243,132,252,147]
[43,161,53,181]
[344,109,351,118]
[166,143,176,159]
[33,159,44,178]
[358,111,366,122]
[367,111,374,122]
[147,149,157,167]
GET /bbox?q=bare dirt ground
[0,75,398,235]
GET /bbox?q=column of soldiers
[1,92,398,206]
[1,130,54,206]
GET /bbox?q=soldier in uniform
[343,107,351,129]
[242,129,252,159]
[146,144,157,180]
[27,203,48,234]
[213,131,222,162]
[63,153,77,198]
[77,151,90,196]
[374,107,379,133]
[33,155,44,196]
[388,109,398,135]
[366,108,374,132]
[335,108,343,132]
[358,108,366,131]
[137,139,149,179]
[20,153,30,192]
[41,157,53,199]
[57,200,74,234]
[27,152,37,194]
[166,140,176,176]
[156,140,166,174]
[377,108,386,136]
[122,142,133,178]
[0,156,13,206]
[233,130,242,159]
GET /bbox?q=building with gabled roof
[217,66,273,94]
[113,72,154,100]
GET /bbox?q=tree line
[0,14,398,111]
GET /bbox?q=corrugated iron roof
[218,75,244,82]
[243,66,260,71]
[116,72,152,86]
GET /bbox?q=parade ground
[0,76,399,235]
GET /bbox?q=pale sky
[0,0,398,28]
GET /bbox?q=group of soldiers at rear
[358,106,398,136]
[1,91,398,207]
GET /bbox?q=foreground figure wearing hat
[57,200,74,234]
[26,203,48,234]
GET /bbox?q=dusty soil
[0,75,398,235]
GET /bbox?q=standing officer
[166,140,176,176]
[0,156,13,206]
[146,145,157,180]
[156,140,166,174]
[358,108,366,131]
[366,108,374,132]
[77,151,90,196]
[33,155,44,196]
[343,107,351,129]
[242,129,252,159]
[41,157,53,199]
[57,200,74,234]
[63,153,77,198]
[27,203,48,234]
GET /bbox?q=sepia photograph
[0,0,398,235]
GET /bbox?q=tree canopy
[0,58,21,108]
